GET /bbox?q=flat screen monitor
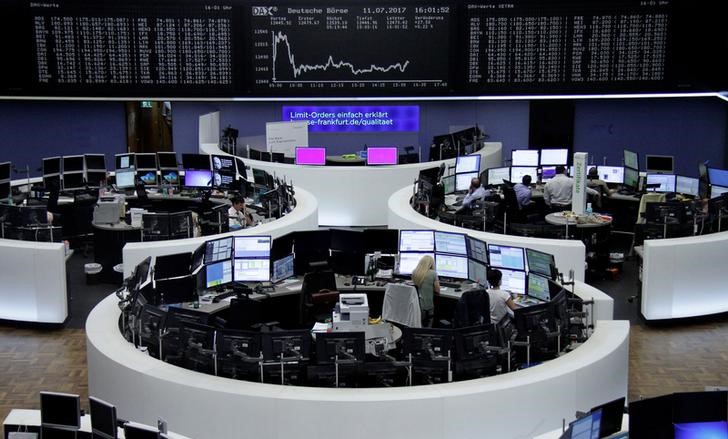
[43,174,61,190]
[233,258,271,282]
[156,152,178,169]
[510,167,537,184]
[362,229,398,254]
[315,332,366,364]
[115,168,136,189]
[295,147,326,165]
[155,275,197,305]
[204,237,233,264]
[40,391,81,429]
[526,248,555,278]
[115,153,134,170]
[699,162,710,199]
[456,172,478,191]
[181,153,211,170]
[511,149,539,167]
[645,173,676,192]
[708,168,728,187]
[434,231,467,255]
[272,253,295,283]
[623,149,639,170]
[212,154,236,173]
[399,230,435,252]
[89,396,117,439]
[435,253,468,279]
[589,397,626,438]
[160,169,180,186]
[137,170,158,187]
[596,166,625,184]
[84,154,107,171]
[487,244,525,270]
[0,162,9,181]
[135,153,157,170]
[63,155,84,173]
[441,174,455,194]
[234,236,271,258]
[184,169,212,188]
[123,422,160,439]
[0,181,10,201]
[527,274,551,302]
[676,176,699,197]
[645,154,674,174]
[455,155,481,174]
[212,171,235,189]
[397,252,434,275]
[539,148,568,166]
[86,170,107,187]
[43,157,61,175]
[487,167,510,186]
[367,147,398,165]
[498,268,526,295]
[566,408,601,439]
[466,236,488,264]
[205,260,232,289]
[674,421,728,439]
[62,172,85,190]
[541,166,557,181]
[623,167,639,190]
[711,185,728,198]
[468,259,487,286]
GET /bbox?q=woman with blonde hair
[411,254,440,327]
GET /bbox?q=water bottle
[586,202,592,214]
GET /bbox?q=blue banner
[282,105,419,132]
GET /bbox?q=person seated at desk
[411,254,440,328]
[486,268,518,324]
[543,165,598,211]
[513,175,533,209]
[455,177,490,214]
[228,196,253,230]
[586,167,611,209]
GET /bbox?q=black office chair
[298,270,339,326]
[453,288,491,328]
[502,185,525,224]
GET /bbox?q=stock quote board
[0,0,724,98]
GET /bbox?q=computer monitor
[40,391,81,429]
[156,152,178,169]
[123,422,160,439]
[85,170,107,187]
[397,252,434,275]
[596,166,625,184]
[435,253,468,279]
[212,154,236,173]
[674,421,728,439]
[160,169,180,186]
[418,166,441,185]
[367,146,398,165]
[399,230,435,252]
[526,248,556,279]
[402,327,453,360]
[434,231,467,255]
[62,172,85,190]
[487,167,510,186]
[511,149,539,166]
[711,185,728,198]
[466,236,487,264]
[363,228,399,254]
[645,173,676,192]
[137,170,158,187]
[623,167,639,190]
[84,154,107,171]
[134,153,157,170]
[510,166,537,184]
[205,259,232,289]
[628,393,674,439]
[589,396,626,438]
[623,149,639,170]
[456,155,481,174]
[234,236,271,259]
[456,172,478,191]
[539,148,568,166]
[487,244,525,270]
[272,253,295,283]
[441,174,455,194]
[115,167,136,189]
[541,166,557,181]
[498,268,526,295]
[566,408,601,439]
[181,153,211,170]
[330,229,364,254]
[204,237,233,264]
[153,252,191,280]
[89,396,118,439]
[645,154,674,174]
[184,169,212,188]
[315,332,366,364]
[676,176,699,197]
[42,157,61,175]
[0,181,10,201]
[295,147,326,165]
[262,329,311,362]
[234,258,271,282]
[63,155,84,173]
[115,153,134,170]
[527,273,551,302]
[708,167,728,187]
[155,275,197,305]
[468,259,487,286]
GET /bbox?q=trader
[456,177,490,214]
[543,166,598,211]
[411,254,440,327]
[586,167,611,209]
[486,268,518,324]
[513,174,533,209]
[228,196,253,230]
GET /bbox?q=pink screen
[367,147,398,165]
[295,147,326,165]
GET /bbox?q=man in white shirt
[486,269,518,324]
[228,196,253,230]
[456,177,490,214]
[543,165,598,211]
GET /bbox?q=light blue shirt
[462,186,489,207]
[513,183,532,209]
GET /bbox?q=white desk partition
[0,239,67,323]
[641,231,728,320]
[122,186,318,277]
[87,294,628,439]
[200,142,503,226]
[387,186,587,282]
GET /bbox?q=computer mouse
[455,288,461,292]
[344,283,350,286]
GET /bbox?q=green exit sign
[140,101,153,108]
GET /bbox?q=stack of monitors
[397,230,435,275]
[295,147,326,166]
[135,153,158,187]
[708,167,728,199]
[466,235,488,286]
[487,243,526,295]
[433,231,468,280]
[62,155,86,190]
[454,154,481,191]
[623,148,640,191]
[211,154,236,189]
[157,152,180,188]
[233,236,271,282]
[367,146,398,165]
[0,161,10,202]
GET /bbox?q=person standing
[411,254,440,327]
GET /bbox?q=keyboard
[211,291,237,303]
[440,281,461,288]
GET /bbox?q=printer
[93,194,125,224]
[332,293,369,332]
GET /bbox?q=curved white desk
[200,142,502,226]
[0,239,68,323]
[87,294,627,439]
[641,231,728,320]
[122,186,318,277]
[387,186,588,282]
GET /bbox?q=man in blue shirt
[513,174,532,209]
[456,177,489,214]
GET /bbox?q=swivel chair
[298,270,339,326]
[453,288,491,328]
[382,283,421,328]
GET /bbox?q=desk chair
[299,271,339,326]
[453,288,490,328]
[631,192,667,252]
[382,283,421,328]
